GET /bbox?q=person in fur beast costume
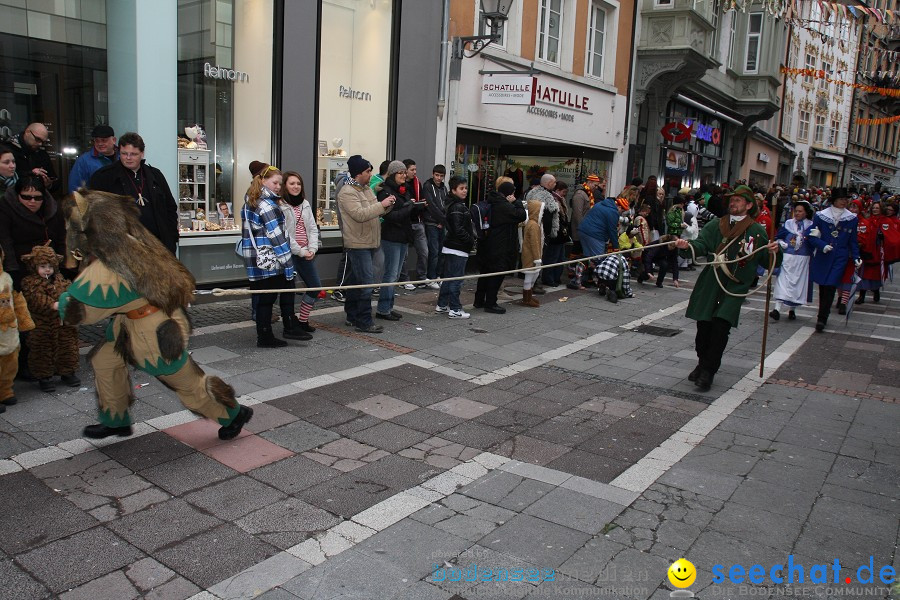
[20,244,80,393]
[0,247,34,412]
[59,190,252,439]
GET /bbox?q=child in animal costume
[0,248,34,412]
[520,197,544,307]
[20,245,80,393]
[59,190,252,440]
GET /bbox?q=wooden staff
[759,253,774,378]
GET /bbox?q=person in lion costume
[59,190,252,440]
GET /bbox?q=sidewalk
[0,280,897,599]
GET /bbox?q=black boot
[874,290,880,303]
[258,326,288,348]
[299,320,316,333]
[283,315,312,341]
[218,406,253,440]
[83,423,133,439]
[788,310,796,320]
[769,309,780,321]
[695,369,714,392]
[837,303,846,315]
[856,291,866,305]
[687,365,702,382]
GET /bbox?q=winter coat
[89,161,179,253]
[522,200,544,268]
[579,198,620,249]
[0,186,66,277]
[477,190,527,272]
[525,186,559,239]
[239,189,295,282]
[422,178,448,227]
[0,270,34,356]
[807,207,859,287]
[281,198,320,256]
[570,186,594,242]
[9,133,59,194]
[337,178,389,249]
[21,273,70,326]
[443,196,475,254]
[378,180,417,244]
[68,147,118,192]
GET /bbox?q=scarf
[0,172,18,192]
[582,184,595,208]
[716,215,756,253]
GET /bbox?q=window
[538,0,562,65]
[744,13,763,73]
[798,110,810,141]
[810,1,821,29]
[708,0,720,58]
[479,4,507,49]
[804,53,816,85]
[820,61,831,93]
[587,3,606,78]
[727,12,737,69]
[856,109,865,143]
[814,114,826,144]
[829,119,839,146]
[784,106,794,139]
[654,0,673,8]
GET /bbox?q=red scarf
[583,184,595,208]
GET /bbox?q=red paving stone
[200,434,295,472]
[163,418,252,451]
[766,379,898,403]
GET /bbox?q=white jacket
[280,200,319,256]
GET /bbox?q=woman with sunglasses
[0,174,65,290]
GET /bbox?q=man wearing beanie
[807,187,860,332]
[337,155,395,333]
[675,185,781,391]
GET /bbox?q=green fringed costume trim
[66,277,142,309]
[140,352,189,377]
[97,406,133,428]
[217,404,242,426]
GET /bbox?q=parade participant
[674,185,781,391]
[0,248,33,413]
[770,200,814,321]
[519,192,544,308]
[807,188,859,332]
[60,190,252,440]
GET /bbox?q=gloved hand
[778,240,788,249]
[822,245,833,253]
[855,259,863,268]
[534,259,542,266]
[808,228,821,238]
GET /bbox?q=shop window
[317,0,394,230]
[798,110,810,142]
[538,0,562,65]
[744,13,763,74]
[586,3,606,79]
[814,114,825,145]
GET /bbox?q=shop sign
[694,122,721,145]
[660,122,693,143]
[526,106,574,122]
[203,62,249,83]
[758,152,770,163]
[481,75,536,105]
[534,82,590,112]
[339,85,372,101]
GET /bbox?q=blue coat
[807,208,859,286]
[578,198,620,249]
[68,148,118,192]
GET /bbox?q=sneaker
[484,305,506,314]
[435,305,449,313]
[332,291,345,303]
[448,309,470,319]
[426,281,440,290]
[356,323,384,333]
[403,283,417,291]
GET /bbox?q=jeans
[437,253,467,311]
[411,222,428,280]
[335,251,350,287]
[344,248,377,327]
[292,255,322,305]
[378,240,407,315]
[425,224,445,279]
[580,233,609,261]
[251,274,292,336]
[541,242,566,286]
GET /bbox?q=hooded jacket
[0,186,66,277]
[422,178,448,227]
[0,249,34,356]
[578,197,620,250]
[443,194,475,253]
[522,199,545,267]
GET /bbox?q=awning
[850,172,877,185]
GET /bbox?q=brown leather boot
[521,289,540,308]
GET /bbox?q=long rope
[209,239,778,298]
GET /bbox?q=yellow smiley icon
[668,558,697,588]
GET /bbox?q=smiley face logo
[668,558,696,588]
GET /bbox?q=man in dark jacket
[10,123,59,194]
[474,181,527,313]
[436,176,475,319]
[423,164,448,283]
[89,132,179,254]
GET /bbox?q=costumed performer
[769,200,814,321]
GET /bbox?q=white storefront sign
[481,75,536,105]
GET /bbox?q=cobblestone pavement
[1,277,898,599]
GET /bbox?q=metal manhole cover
[634,324,682,337]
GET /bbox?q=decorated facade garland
[856,114,900,125]
[780,66,900,97]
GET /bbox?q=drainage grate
[634,324,682,337]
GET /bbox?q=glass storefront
[660,100,726,193]
[315,0,394,231]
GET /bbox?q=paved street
[1,278,898,600]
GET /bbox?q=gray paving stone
[679,445,760,476]
[729,478,818,520]
[59,569,139,600]
[185,475,286,521]
[282,549,416,600]
[31,450,152,510]
[717,414,785,440]
[439,421,513,450]
[544,449,631,483]
[577,420,675,463]
[477,513,592,568]
[657,465,743,501]
[526,579,617,599]
[246,454,339,495]
[107,498,221,552]
[140,452,238,495]
[524,487,624,534]
[708,503,803,550]
[357,519,471,578]
[747,457,828,491]
[0,558,48,600]
[140,576,201,600]
[298,471,397,518]
[458,471,555,512]
[463,386,523,407]
[473,408,545,434]
[774,424,844,453]
[687,530,786,579]
[523,414,602,447]
[806,496,897,542]
[208,551,311,600]
[123,557,177,592]
[17,526,144,593]
[492,435,572,466]
[0,471,98,554]
[793,524,894,569]
[236,497,339,549]
[189,346,240,364]
[346,454,442,490]
[255,589,302,600]
[348,421,431,452]
[101,432,194,472]
[259,420,341,453]
[557,537,628,584]
[591,547,668,600]
[390,407,466,434]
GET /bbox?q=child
[0,249,34,411]
[20,245,80,392]
[519,195,544,307]
[435,176,476,319]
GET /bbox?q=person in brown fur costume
[58,190,252,439]
[20,245,80,392]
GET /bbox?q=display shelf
[316,156,347,229]
[178,149,222,228]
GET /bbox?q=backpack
[470,199,492,240]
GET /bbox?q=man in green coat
[675,185,781,391]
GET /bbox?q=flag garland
[780,66,900,97]
[856,114,900,125]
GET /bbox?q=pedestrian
[635,176,664,239]
[435,176,475,319]
[674,185,781,391]
[280,171,320,339]
[377,160,421,321]
[337,155,394,333]
[0,248,33,414]
[68,125,118,192]
[473,178,526,313]
[0,144,18,195]
[769,200,814,321]
[370,160,390,192]
[423,164,448,286]
[9,123,58,193]
[238,165,297,347]
[578,193,619,264]
[520,192,544,308]
[401,159,429,288]
[568,174,602,289]
[19,245,80,392]
[658,195,686,288]
[807,188,859,332]
[89,132,179,254]
[542,180,570,287]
